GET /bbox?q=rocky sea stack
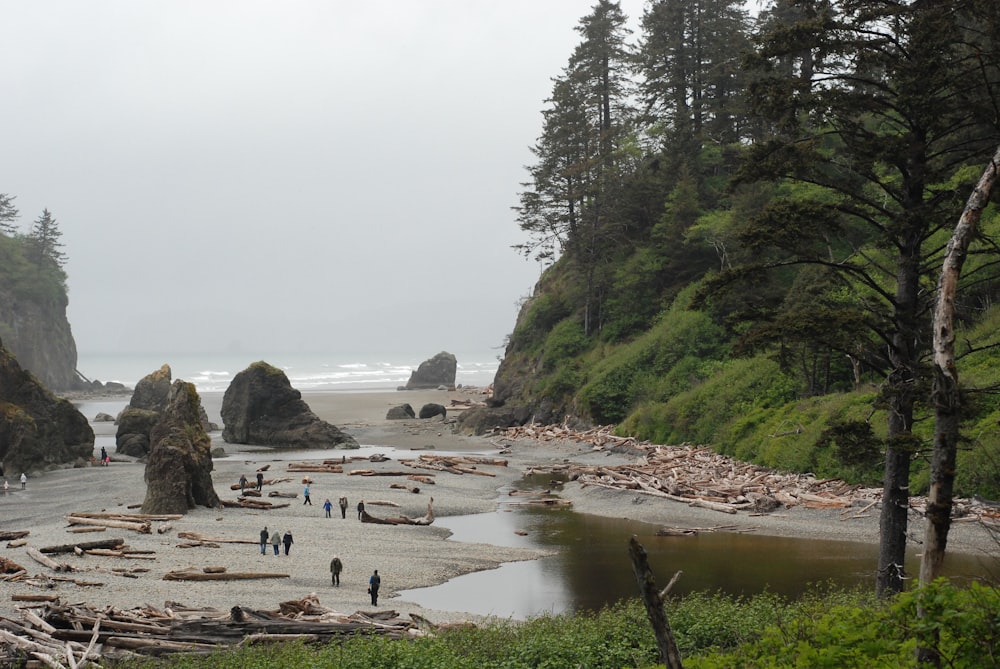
[142,380,220,514]
[221,361,358,449]
[404,351,457,390]
[0,337,93,474]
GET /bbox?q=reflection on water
[401,492,1000,620]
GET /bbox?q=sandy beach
[2,387,998,624]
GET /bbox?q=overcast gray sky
[1,1,646,357]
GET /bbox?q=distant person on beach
[259,526,269,555]
[368,569,381,606]
[323,498,332,518]
[330,555,342,586]
[100,447,108,466]
[303,483,312,505]
[256,471,264,491]
[239,474,248,494]
[357,500,365,520]
[270,530,280,555]
[20,473,27,490]
[282,530,294,556]
[339,495,348,519]
[3,479,8,494]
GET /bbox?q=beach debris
[360,498,435,526]
[408,474,436,485]
[25,548,73,573]
[286,462,344,473]
[175,531,257,545]
[163,568,290,581]
[0,557,26,575]
[39,538,125,554]
[0,594,459,665]
[65,512,182,534]
[267,491,299,498]
[0,531,30,541]
[499,423,1000,522]
[349,469,412,477]
[68,526,108,534]
[399,454,507,477]
[389,483,421,494]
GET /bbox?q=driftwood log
[629,536,684,669]
[163,568,289,581]
[40,538,125,554]
[0,531,29,541]
[360,498,435,526]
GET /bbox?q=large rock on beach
[142,380,220,514]
[0,337,94,474]
[116,365,216,457]
[404,351,457,390]
[221,361,359,449]
[386,403,415,420]
[418,403,447,419]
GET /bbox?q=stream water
[400,482,1000,620]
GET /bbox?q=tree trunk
[915,145,1000,665]
[628,536,684,669]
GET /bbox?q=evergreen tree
[515,0,637,335]
[0,193,19,236]
[734,0,1000,597]
[28,208,68,269]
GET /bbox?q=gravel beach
[2,388,998,624]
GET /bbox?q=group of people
[255,526,379,605]
[258,526,294,556]
[322,495,350,518]
[2,473,28,493]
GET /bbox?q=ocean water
[76,350,500,394]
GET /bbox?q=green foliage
[541,319,589,371]
[623,356,799,446]
[117,584,1000,669]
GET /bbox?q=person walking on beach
[282,530,294,556]
[303,482,312,505]
[259,526,269,555]
[239,474,248,494]
[3,479,8,495]
[357,499,365,520]
[256,471,264,491]
[270,530,280,555]
[20,473,27,490]
[368,569,381,606]
[338,495,348,519]
[323,498,332,518]
[100,447,108,466]
[330,555,343,586]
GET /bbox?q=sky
[1,1,647,358]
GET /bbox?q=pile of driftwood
[399,454,508,477]
[64,513,181,535]
[0,594,454,666]
[500,424,1000,521]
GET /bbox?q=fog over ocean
[76,350,500,393]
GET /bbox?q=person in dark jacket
[357,499,365,520]
[282,530,294,556]
[259,526,268,555]
[368,569,381,606]
[330,555,343,586]
[338,495,348,519]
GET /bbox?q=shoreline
[3,388,998,624]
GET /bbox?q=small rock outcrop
[142,380,220,514]
[418,403,447,419]
[221,361,359,449]
[456,404,533,436]
[386,403,415,420]
[404,352,457,390]
[0,338,94,474]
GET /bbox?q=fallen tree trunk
[65,516,151,534]
[40,538,125,554]
[163,569,290,581]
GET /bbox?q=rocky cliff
[0,337,94,475]
[0,287,81,390]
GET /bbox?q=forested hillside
[0,193,81,389]
[491,0,1000,518]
